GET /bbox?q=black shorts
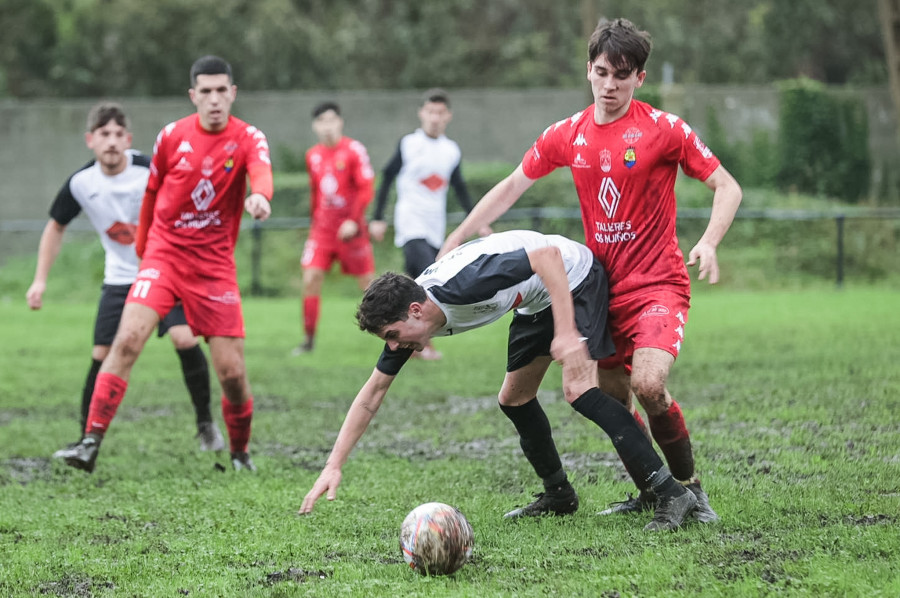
[403,238,439,278]
[93,284,189,346]
[506,258,615,372]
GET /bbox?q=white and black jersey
[372,128,473,249]
[49,150,150,285]
[376,230,610,375]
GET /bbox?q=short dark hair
[588,18,652,74]
[421,87,450,108]
[190,55,233,86]
[356,272,427,334]
[312,101,341,119]
[86,101,129,132]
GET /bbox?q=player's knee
[219,373,248,402]
[631,377,668,414]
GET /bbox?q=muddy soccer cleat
[503,482,579,518]
[196,421,225,452]
[643,485,698,531]
[52,439,83,459]
[291,337,315,356]
[686,481,719,523]
[231,451,257,472]
[597,490,657,516]
[55,436,100,473]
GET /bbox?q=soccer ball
[399,502,474,575]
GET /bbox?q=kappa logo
[573,133,588,146]
[177,140,194,153]
[681,122,693,139]
[597,177,621,218]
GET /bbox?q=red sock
[631,408,651,441]
[222,395,253,453]
[303,296,320,338]
[85,373,128,437]
[647,400,695,482]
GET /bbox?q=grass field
[1,279,899,597]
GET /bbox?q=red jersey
[522,100,719,298]
[141,114,272,270]
[306,136,374,238]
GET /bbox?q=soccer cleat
[291,337,315,356]
[196,421,225,452]
[231,451,257,472]
[597,490,657,516]
[686,481,719,523]
[55,436,100,473]
[52,439,83,459]
[503,483,579,518]
[643,486,698,531]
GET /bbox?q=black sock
[571,387,667,493]
[80,358,103,435]
[499,399,568,489]
[177,345,211,425]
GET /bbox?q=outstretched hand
[245,193,271,221]
[299,467,343,515]
[687,240,720,284]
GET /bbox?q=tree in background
[0,0,886,98]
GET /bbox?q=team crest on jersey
[224,157,234,173]
[624,147,636,169]
[335,159,346,171]
[225,141,239,153]
[622,127,643,144]
[600,148,612,173]
[201,156,214,177]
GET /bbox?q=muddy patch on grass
[36,575,114,597]
[261,567,331,586]
[1,457,55,485]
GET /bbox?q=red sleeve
[135,188,157,259]
[247,162,273,201]
[348,140,375,223]
[306,153,318,219]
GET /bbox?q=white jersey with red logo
[392,128,463,248]
[306,136,374,237]
[144,114,271,270]
[49,150,150,285]
[522,100,720,298]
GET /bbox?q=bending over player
[300,230,698,531]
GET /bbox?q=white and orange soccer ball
[399,502,474,575]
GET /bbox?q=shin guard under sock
[80,358,103,433]
[499,399,567,489]
[648,400,695,482]
[222,395,253,453]
[571,388,666,492]
[85,372,128,437]
[177,345,212,425]
[303,296,320,339]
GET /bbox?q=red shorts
[128,256,245,338]
[595,288,690,374]
[301,231,375,276]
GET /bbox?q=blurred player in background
[442,18,743,522]
[294,101,376,355]
[28,101,223,457]
[369,88,490,360]
[56,56,273,473]
[300,230,698,531]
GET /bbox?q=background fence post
[251,221,263,296]
[835,214,845,289]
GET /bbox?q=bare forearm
[324,372,391,469]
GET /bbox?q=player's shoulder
[540,108,591,142]
[632,100,688,134]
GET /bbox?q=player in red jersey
[442,18,742,522]
[57,56,273,473]
[294,101,376,355]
